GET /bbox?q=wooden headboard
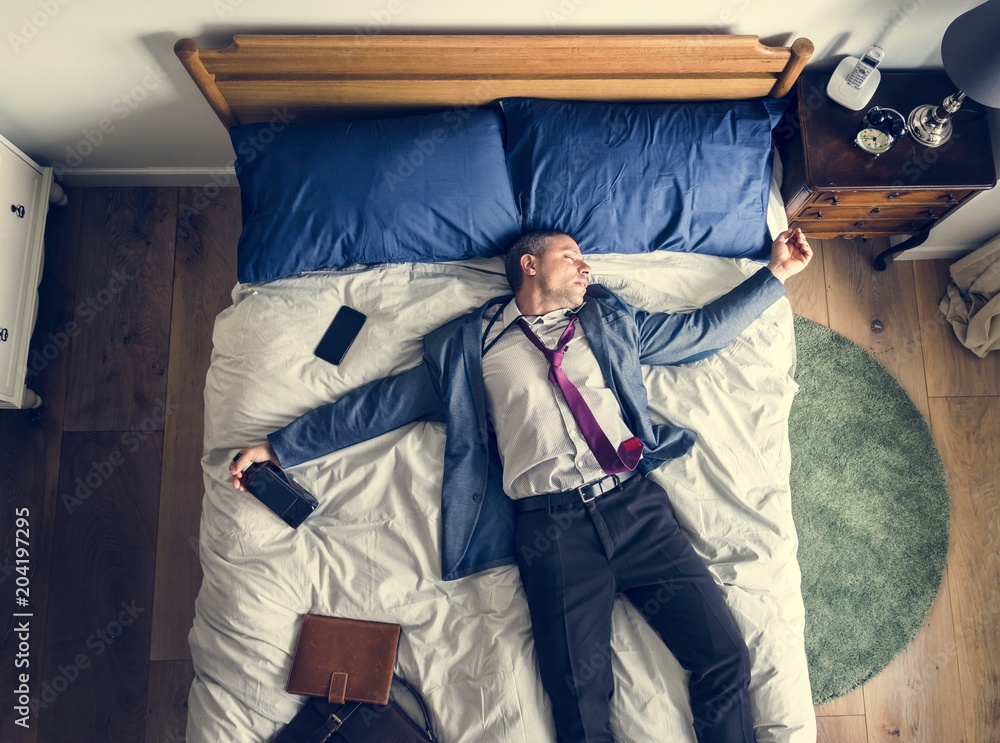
[174,34,814,128]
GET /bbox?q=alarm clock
[855,106,907,156]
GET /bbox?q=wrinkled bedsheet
[187,251,815,742]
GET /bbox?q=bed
[174,33,816,742]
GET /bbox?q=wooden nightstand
[776,70,996,269]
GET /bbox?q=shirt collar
[505,298,585,329]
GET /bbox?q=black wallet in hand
[238,458,318,528]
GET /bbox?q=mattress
[186,247,815,742]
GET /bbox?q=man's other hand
[229,442,280,491]
[767,227,813,284]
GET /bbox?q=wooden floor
[0,186,997,742]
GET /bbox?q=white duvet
[188,251,815,742]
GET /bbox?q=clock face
[856,127,892,155]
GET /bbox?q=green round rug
[789,316,950,704]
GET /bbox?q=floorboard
[814,686,865,716]
[149,187,239,661]
[914,260,1000,398]
[63,188,177,432]
[817,714,870,743]
[36,431,161,743]
[930,397,1000,743]
[145,660,195,743]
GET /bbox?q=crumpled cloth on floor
[940,232,1000,358]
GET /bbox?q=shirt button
[577,460,585,468]
[472,494,481,502]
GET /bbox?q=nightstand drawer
[812,189,971,207]
[793,216,935,236]
[798,205,949,222]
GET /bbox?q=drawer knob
[945,193,955,203]
[828,196,839,206]
[854,221,866,228]
[906,222,917,230]
[870,207,882,214]
[10,204,25,218]
[921,210,936,217]
[887,192,900,199]
[813,212,824,220]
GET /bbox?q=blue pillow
[501,97,788,260]
[230,108,521,283]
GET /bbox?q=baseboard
[891,244,973,261]
[886,233,978,262]
[57,166,236,187]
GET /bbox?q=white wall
[2,0,997,255]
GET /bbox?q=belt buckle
[578,474,620,504]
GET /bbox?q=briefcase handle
[392,674,437,743]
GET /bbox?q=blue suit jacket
[269,269,785,580]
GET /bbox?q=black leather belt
[514,470,638,513]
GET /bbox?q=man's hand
[229,442,281,492]
[767,227,813,284]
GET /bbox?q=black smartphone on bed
[238,459,318,529]
[315,305,367,365]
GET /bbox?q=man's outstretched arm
[635,228,813,365]
[229,363,445,491]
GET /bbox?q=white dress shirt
[481,298,638,499]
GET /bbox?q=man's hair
[504,230,565,293]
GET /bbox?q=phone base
[826,57,881,111]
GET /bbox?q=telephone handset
[826,45,885,110]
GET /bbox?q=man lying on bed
[230,227,812,743]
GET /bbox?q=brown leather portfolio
[285,615,401,705]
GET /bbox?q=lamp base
[907,91,966,148]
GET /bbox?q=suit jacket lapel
[462,295,507,429]
[578,297,619,400]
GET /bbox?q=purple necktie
[517,315,643,476]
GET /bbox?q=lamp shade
[942,0,1000,107]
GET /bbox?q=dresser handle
[10,204,25,218]
[887,192,900,199]
[870,207,882,214]
[921,210,936,217]
[813,212,824,220]
[854,221,865,228]
[828,196,839,205]
[943,193,956,203]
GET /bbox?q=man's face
[524,235,591,308]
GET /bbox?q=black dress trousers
[514,474,756,743]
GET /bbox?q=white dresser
[0,133,63,409]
